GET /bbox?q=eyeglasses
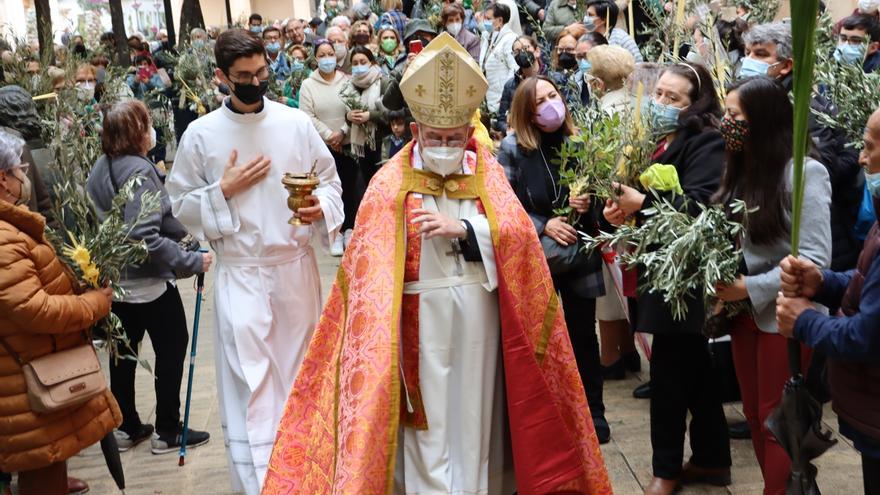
[422,138,466,148]
[557,46,576,54]
[228,66,270,84]
[840,34,867,45]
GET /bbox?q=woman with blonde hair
[496,76,611,444]
[376,27,406,77]
[583,43,639,381]
[349,20,376,52]
[587,45,635,117]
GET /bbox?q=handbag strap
[0,336,25,366]
[0,331,90,367]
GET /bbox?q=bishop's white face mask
[420,144,465,176]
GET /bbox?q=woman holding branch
[604,63,731,495]
[713,76,832,495]
[498,75,611,444]
[0,130,119,495]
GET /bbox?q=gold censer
[282,172,320,225]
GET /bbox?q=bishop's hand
[411,209,467,240]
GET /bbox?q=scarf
[348,66,382,158]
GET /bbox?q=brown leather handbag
[0,336,106,414]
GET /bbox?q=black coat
[635,127,725,335]
[498,132,605,298]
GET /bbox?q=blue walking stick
[179,268,206,467]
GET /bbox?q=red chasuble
[262,140,613,495]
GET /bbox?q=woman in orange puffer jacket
[0,130,121,494]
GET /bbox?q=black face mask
[514,50,535,70]
[231,79,269,105]
[558,52,577,70]
[352,33,370,45]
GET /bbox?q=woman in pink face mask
[496,75,612,445]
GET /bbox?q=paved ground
[59,248,863,495]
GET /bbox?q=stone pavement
[64,248,863,495]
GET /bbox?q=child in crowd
[381,112,409,164]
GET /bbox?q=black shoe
[728,420,751,440]
[593,416,611,444]
[633,381,652,399]
[601,359,626,380]
[623,350,642,373]
[114,423,154,452]
[151,423,210,455]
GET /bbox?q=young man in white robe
[166,29,343,495]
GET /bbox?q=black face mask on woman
[515,50,535,70]
[558,52,577,71]
[231,79,269,105]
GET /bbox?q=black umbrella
[764,341,836,495]
[99,431,125,491]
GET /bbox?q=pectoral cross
[446,239,464,276]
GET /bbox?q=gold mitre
[399,32,488,129]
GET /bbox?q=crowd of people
[0,0,879,494]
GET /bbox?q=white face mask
[149,127,157,150]
[447,22,463,36]
[76,82,95,102]
[4,168,31,206]
[420,144,465,176]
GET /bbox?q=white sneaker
[343,229,354,249]
[331,234,344,257]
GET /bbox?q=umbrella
[764,342,837,495]
[179,271,206,467]
[99,432,125,491]
[766,1,838,492]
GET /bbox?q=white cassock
[393,147,516,495]
[166,98,343,495]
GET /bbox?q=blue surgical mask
[738,56,779,78]
[483,20,495,32]
[318,56,337,73]
[834,43,866,65]
[578,58,591,73]
[250,25,263,34]
[583,15,596,32]
[292,59,305,71]
[647,99,682,136]
[192,39,205,49]
[351,64,370,76]
[866,170,880,198]
[266,42,281,54]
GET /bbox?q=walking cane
[179,268,206,467]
